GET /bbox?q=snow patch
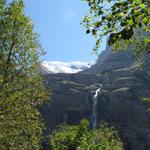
[41,61,93,74]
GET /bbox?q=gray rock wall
[41,46,150,150]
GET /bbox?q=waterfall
[91,84,102,129]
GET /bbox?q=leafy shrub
[50,120,124,150]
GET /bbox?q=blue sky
[23,0,106,62]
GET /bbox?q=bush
[50,120,124,150]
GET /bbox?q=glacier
[41,61,93,74]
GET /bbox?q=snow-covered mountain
[41,61,93,74]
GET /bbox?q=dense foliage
[50,120,124,150]
[0,0,48,149]
[82,0,150,57]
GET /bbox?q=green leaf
[86,29,90,34]
[135,0,140,4]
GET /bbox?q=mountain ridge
[41,44,150,150]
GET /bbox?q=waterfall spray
[92,84,102,129]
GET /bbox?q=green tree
[50,120,124,150]
[0,0,48,149]
[82,0,150,58]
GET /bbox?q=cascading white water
[92,84,102,129]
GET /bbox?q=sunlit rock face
[41,61,93,74]
[41,43,150,150]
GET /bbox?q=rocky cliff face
[40,45,150,150]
